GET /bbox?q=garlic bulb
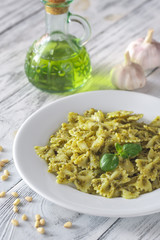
[111,52,146,90]
[126,29,160,70]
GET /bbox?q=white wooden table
[1,0,160,239]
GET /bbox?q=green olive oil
[25,36,91,92]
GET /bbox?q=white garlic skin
[126,38,160,70]
[111,62,146,90]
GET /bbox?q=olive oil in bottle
[25,36,91,92]
[24,0,92,92]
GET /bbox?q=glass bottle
[25,0,92,92]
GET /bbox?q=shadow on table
[60,66,116,97]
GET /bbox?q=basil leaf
[100,153,119,172]
[122,143,142,158]
[120,151,129,159]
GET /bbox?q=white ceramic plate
[13,90,160,217]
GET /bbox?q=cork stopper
[45,0,68,15]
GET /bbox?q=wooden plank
[136,68,160,98]
[1,0,160,239]
[97,213,160,240]
[0,0,42,34]
[0,0,145,34]
[0,181,117,240]
[89,0,160,68]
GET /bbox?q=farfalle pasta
[35,109,160,199]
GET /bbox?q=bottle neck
[45,12,68,35]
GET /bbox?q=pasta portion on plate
[35,109,160,199]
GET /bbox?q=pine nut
[37,227,45,234]
[40,218,45,226]
[1,159,9,164]
[25,196,32,202]
[1,175,8,181]
[64,221,72,228]
[22,214,28,221]
[11,192,19,197]
[0,162,5,167]
[35,214,41,220]
[13,206,19,213]
[0,191,6,197]
[13,198,20,206]
[11,219,19,226]
[35,220,40,228]
[4,169,10,176]
[0,146,3,152]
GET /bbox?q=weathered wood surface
[1,0,160,239]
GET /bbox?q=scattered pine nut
[64,221,72,228]
[0,191,6,197]
[1,159,9,164]
[22,214,28,221]
[35,220,40,228]
[11,192,19,198]
[13,206,19,213]
[0,146,3,152]
[1,175,8,181]
[35,214,41,220]
[11,219,19,226]
[0,162,5,167]
[25,196,32,202]
[13,198,20,206]
[4,169,10,176]
[40,218,45,226]
[37,227,45,234]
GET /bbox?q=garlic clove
[126,29,160,70]
[111,51,146,90]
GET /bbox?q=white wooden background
[1,0,160,239]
